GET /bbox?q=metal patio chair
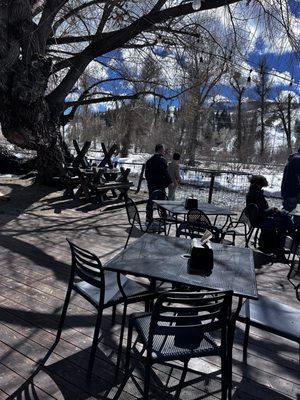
[221,203,259,247]
[150,190,178,235]
[55,240,158,379]
[124,198,165,248]
[124,290,233,400]
[176,208,222,242]
[238,295,300,363]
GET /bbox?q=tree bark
[36,143,66,183]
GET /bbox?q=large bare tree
[0,0,298,180]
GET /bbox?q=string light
[192,0,202,11]
[247,69,252,83]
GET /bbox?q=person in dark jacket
[281,149,300,212]
[145,144,172,221]
[246,175,293,257]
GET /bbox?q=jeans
[146,188,166,221]
[168,184,176,200]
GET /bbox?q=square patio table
[105,233,257,299]
[153,200,236,217]
[105,234,257,399]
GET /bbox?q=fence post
[136,163,146,193]
[208,173,215,203]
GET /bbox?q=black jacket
[145,153,172,191]
[281,153,300,198]
[246,184,269,221]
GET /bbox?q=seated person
[246,175,294,257]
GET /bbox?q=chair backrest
[187,209,212,227]
[148,291,232,352]
[67,239,104,290]
[125,198,142,229]
[240,203,259,229]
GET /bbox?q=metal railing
[71,147,285,211]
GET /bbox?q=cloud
[269,69,292,86]
[85,61,109,80]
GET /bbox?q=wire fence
[79,147,285,211]
[107,162,284,212]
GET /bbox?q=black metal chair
[238,295,300,363]
[150,190,178,235]
[176,208,221,242]
[125,290,233,400]
[124,198,165,248]
[55,240,158,379]
[221,203,259,247]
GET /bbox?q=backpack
[258,228,284,253]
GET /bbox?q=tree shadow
[0,181,54,229]
[8,343,119,400]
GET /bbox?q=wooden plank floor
[0,177,299,400]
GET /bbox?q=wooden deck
[0,177,299,400]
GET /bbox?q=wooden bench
[95,181,133,204]
[238,294,300,363]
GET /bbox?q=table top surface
[153,200,236,216]
[105,234,257,299]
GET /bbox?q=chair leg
[55,283,73,344]
[174,361,187,400]
[243,320,250,364]
[124,318,134,376]
[125,224,134,248]
[221,355,228,400]
[87,309,103,379]
[253,228,259,248]
[144,363,151,400]
[116,302,128,374]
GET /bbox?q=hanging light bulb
[192,0,202,11]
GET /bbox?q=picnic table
[73,167,133,204]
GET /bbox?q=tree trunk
[236,94,243,161]
[0,56,66,182]
[36,143,66,183]
[187,113,199,166]
[287,94,292,153]
[120,116,132,157]
[0,4,66,183]
[260,97,265,157]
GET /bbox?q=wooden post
[136,164,146,193]
[208,173,215,203]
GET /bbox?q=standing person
[281,149,300,212]
[145,144,172,222]
[168,152,181,200]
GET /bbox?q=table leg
[227,296,243,399]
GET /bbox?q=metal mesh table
[153,200,237,217]
[105,234,257,299]
[105,234,257,400]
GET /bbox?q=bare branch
[47,0,240,105]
